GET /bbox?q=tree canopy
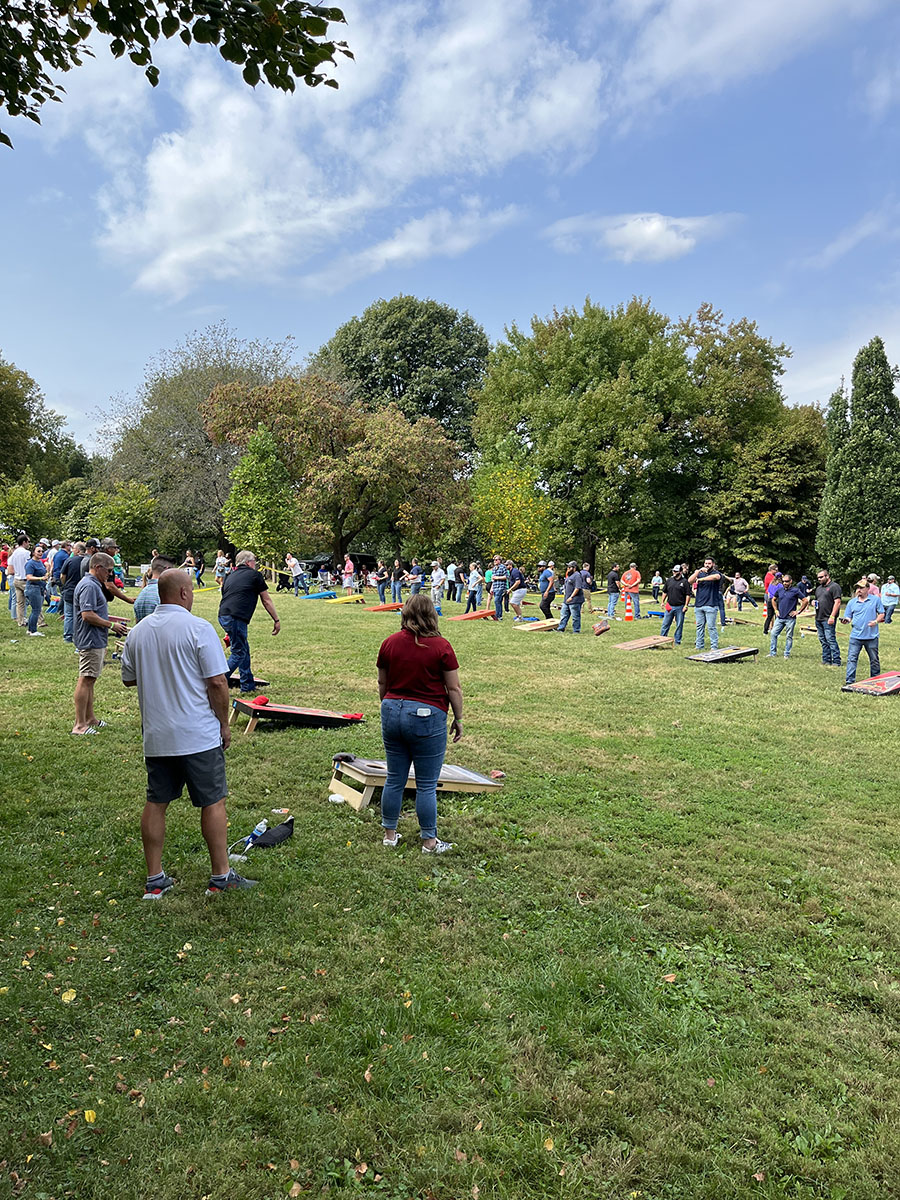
[310,295,490,449]
[1,0,351,148]
[203,374,467,562]
[816,337,900,583]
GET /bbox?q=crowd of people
[4,530,896,892]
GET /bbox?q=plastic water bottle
[246,818,268,847]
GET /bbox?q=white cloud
[863,61,900,119]
[301,202,521,293]
[544,211,737,263]
[783,315,900,408]
[41,0,893,297]
[619,0,886,108]
[800,202,900,270]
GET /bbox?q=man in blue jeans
[768,573,808,658]
[554,562,585,633]
[218,550,281,692]
[606,563,620,617]
[689,557,721,651]
[842,579,884,684]
[814,568,842,666]
[490,556,508,620]
[659,565,691,645]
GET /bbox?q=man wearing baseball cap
[882,574,899,624]
[659,565,691,646]
[554,561,585,633]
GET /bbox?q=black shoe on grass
[205,870,258,896]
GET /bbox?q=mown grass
[2,591,900,1200]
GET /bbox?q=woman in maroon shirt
[376,593,463,854]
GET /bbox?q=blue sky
[1,0,899,450]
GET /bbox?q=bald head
[158,569,194,610]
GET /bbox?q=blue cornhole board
[299,591,337,600]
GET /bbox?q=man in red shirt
[620,562,642,618]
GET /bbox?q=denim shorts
[146,746,227,807]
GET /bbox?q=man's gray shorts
[145,746,227,808]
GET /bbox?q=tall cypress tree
[815,337,900,583]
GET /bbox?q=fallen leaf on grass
[61,989,76,1004]
[706,1078,716,1087]
[174,1124,182,1135]
[662,973,677,983]
[84,1110,96,1124]
[38,1133,52,1147]
[289,1159,300,1170]
[454,1149,467,1163]
[235,1037,246,1048]
[543,1138,554,1151]
[364,1065,373,1083]
[752,1171,765,1182]
[474,1120,483,1131]
[289,1186,303,1198]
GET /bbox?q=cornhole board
[227,676,269,689]
[687,646,758,664]
[800,624,846,636]
[325,594,366,604]
[230,698,364,736]
[515,618,558,632]
[614,636,673,650]
[364,602,403,612]
[647,610,666,618]
[842,672,900,696]
[447,609,498,621]
[727,617,760,625]
[329,754,504,812]
[299,590,337,600]
[592,619,611,636]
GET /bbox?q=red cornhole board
[687,646,758,664]
[447,608,498,621]
[842,672,900,696]
[227,676,269,689]
[364,603,403,612]
[229,697,365,736]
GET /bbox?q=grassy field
[2,587,900,1200]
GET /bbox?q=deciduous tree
[471,463,551,564]
[203,374,467,562]
[1,0,351,148]
[0,467,55,538]
[310,296,490,448]
[221,427,299,562]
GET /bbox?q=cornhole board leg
[329,771,376,810]
[228,706,239,728]
[244,713,260,737]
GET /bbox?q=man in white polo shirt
[121,569,257,900]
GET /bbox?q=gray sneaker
[422,839,454,855]
[205,870,258,896]
[142,873,175,900]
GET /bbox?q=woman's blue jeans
[25,584,43,633]
[377,582,388,604]
[380,698,448,840]
[391,582,402,603]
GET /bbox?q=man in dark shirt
[689,558,721,651]
[555,562,585,633]
[79,539,100,578]
[659,566,691,645]
[768,573,808,658]
[606,563,620,617]
[60,542,86,643]
[217,549,281,692]
[814,568,842,667]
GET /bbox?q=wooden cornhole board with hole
[447,608,498,622]
[364,602,403,612]
[800,624,846,637]
[842,671,900,696]
[614,635,674,651]
[230,698,364,736]
[298,590,337,600]
[329,755,504,811]
[227,676,269,689]
[515,618,559,632]
[726,616,761,626]
[686,646,758,664]
[324,594,367,604]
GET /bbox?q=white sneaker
[28,631,45,637]
[422,839,453,854]
[382,832,402,848]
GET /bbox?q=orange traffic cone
[624,593,634,621]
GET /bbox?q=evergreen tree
[816,337,900,583]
